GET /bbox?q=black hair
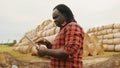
[53,4,76,23]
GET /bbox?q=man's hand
[35,38,52,49]
[37,45,47,57]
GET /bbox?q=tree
[9,40,17,46]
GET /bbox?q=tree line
[0,40,17,46]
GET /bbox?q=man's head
[52,4,75,27]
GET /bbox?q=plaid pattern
[50,22,84,68]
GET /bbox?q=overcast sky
[0,0,120,43]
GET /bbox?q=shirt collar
[61,22,67,28]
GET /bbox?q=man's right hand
[35,38,52,49]
[37,44,47,57]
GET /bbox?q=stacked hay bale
[87,24,120,52]
[13,19,60,55]
[13,19,106,57]
[83,33,104,56]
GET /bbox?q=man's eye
[53,16,58,19]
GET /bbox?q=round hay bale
[37,31,43,37]
[90,34,98,43]
[103,34,114,39]
[98,26,104,31]
[114,33,120,38]
[41,19,52,26]
[14,43,20,47]
[115,45,120,52]
[113,29,120,33]
[106,29,113,34]
[84,33,91,43]
[91,27,95,32]
[83,49,89,57]
[13,46,20,51]
[97,35,103,39]
[97,31,102,36]
[114,24,120,29]
[92,27,97,32]
[43,22,56,30]
[94,32,98,35]
[45,27,56,36]
[43,34,57,44]
[98,39,103,43]
[55,27,60,34]
[86,29,90,33]
[26,45,34,54]
[21,46,29,54]
[103,24,114,29]
[103,45,108,51]
[113,38,120,44]
[101,30,107,35]
[88,28,93,33]
[103,45,115,52]
[19,36,26,43]
[83,41,89,57]
[31,46,38,55]
[41,31,46,37]
[88,43,97,56]
[103,39,113,45]
[96,43,104,55]
[36,25,41,32]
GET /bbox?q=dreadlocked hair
[53,4,76,23]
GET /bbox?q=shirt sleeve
[64,23,84,59]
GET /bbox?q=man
[37,4,84,68]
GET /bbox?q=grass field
[0,45,41,60]
[0,45,120,60]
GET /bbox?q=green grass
[0,45,120,60]
[0,45,42,60]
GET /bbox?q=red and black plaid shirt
[50,22,84,68]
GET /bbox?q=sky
[0,0,120,43]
